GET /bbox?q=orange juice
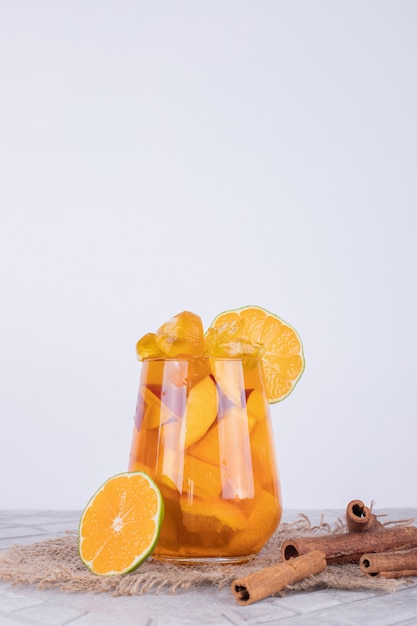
[128,357,282,563]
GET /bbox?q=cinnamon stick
[367,570,417,579]
[346,499,382,533]
[282,526,417,565]
[360,548,417,578]
[231,550,327,606]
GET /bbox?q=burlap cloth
[0,513,414,596]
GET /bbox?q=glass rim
[140,355,262,363]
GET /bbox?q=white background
[1,1,416,512]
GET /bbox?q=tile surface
[0,509,416,626]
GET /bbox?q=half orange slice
[207,305,305,403]
[79,472,164,575]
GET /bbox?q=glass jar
[128,357,282,563]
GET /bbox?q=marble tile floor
[0,509,417,626]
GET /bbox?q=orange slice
[183,375,218,447]
[140,386,181,429]
[227,489,281,554]
[207,305,305,403]
[79,472,164,575]
[246,389,268,426]
[180,495,248,533]
[209,357,244,406]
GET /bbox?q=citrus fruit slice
[227,489,281,554]
[79,472,164,576]
[207,305,305,403]
[180,495,248,533]
[183,375,218,447]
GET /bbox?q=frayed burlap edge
[0,514,414,597]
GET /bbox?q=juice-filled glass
[128,356,282,563]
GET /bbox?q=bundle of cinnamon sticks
[231,499,417,606]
